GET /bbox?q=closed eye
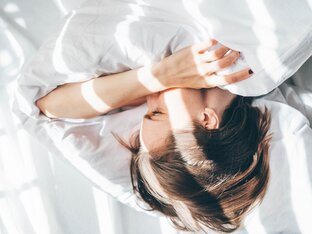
[152,110,162,116]
[144,109,164,120]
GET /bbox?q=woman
[36,40,271,233]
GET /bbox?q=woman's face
[139,88,207,151]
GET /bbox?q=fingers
[199,46,230,62]
[192,39,217,53]
[202,50,240,74]
[204,68,252,87]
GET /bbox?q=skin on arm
[36,40,252,119]
[36,67,167,119]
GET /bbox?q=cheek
[164,92,191,118]
[140,119,172,151]
[166,106,193,129]
[163,90,183,112]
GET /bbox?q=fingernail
[248,69,254,75]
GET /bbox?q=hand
[153,39,252,89]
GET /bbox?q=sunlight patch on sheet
[307,0,312,10]
[92,187,116,234]
[14,17,26,29]
[2,29,24,76]
[114,4,164,92]
[0,85,38,186]
[245,0,288,75]
[288,134,312,233]
[114,21,145,55]
[244,209,267,234]
[245,0,277,47]
[131,0,149,5]
[0,50,12,67]
[52,10,76,74]
[3,29,23,59]
[48,152,56,176]
[181,0,214,37]
[0,127,25,190]
[159,217,177,234]
[16,129,38,182]
[53,0,68,15]
[3,3,19,13]
[19,187,52,234]
[128,3,146,17]
[0,199,20,234]
[114,3,149,62]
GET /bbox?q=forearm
[36,66,167,119]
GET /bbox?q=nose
[146,92,162,111]
[147,92,160,102]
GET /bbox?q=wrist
[151,57,178,89]
[137,64,168,92]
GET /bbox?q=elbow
[36,97,57,118]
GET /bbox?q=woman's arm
[36,67,166,119]
[36,40,251,119]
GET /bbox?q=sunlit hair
[113,96,272,233]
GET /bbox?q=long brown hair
[114,96,272,233]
